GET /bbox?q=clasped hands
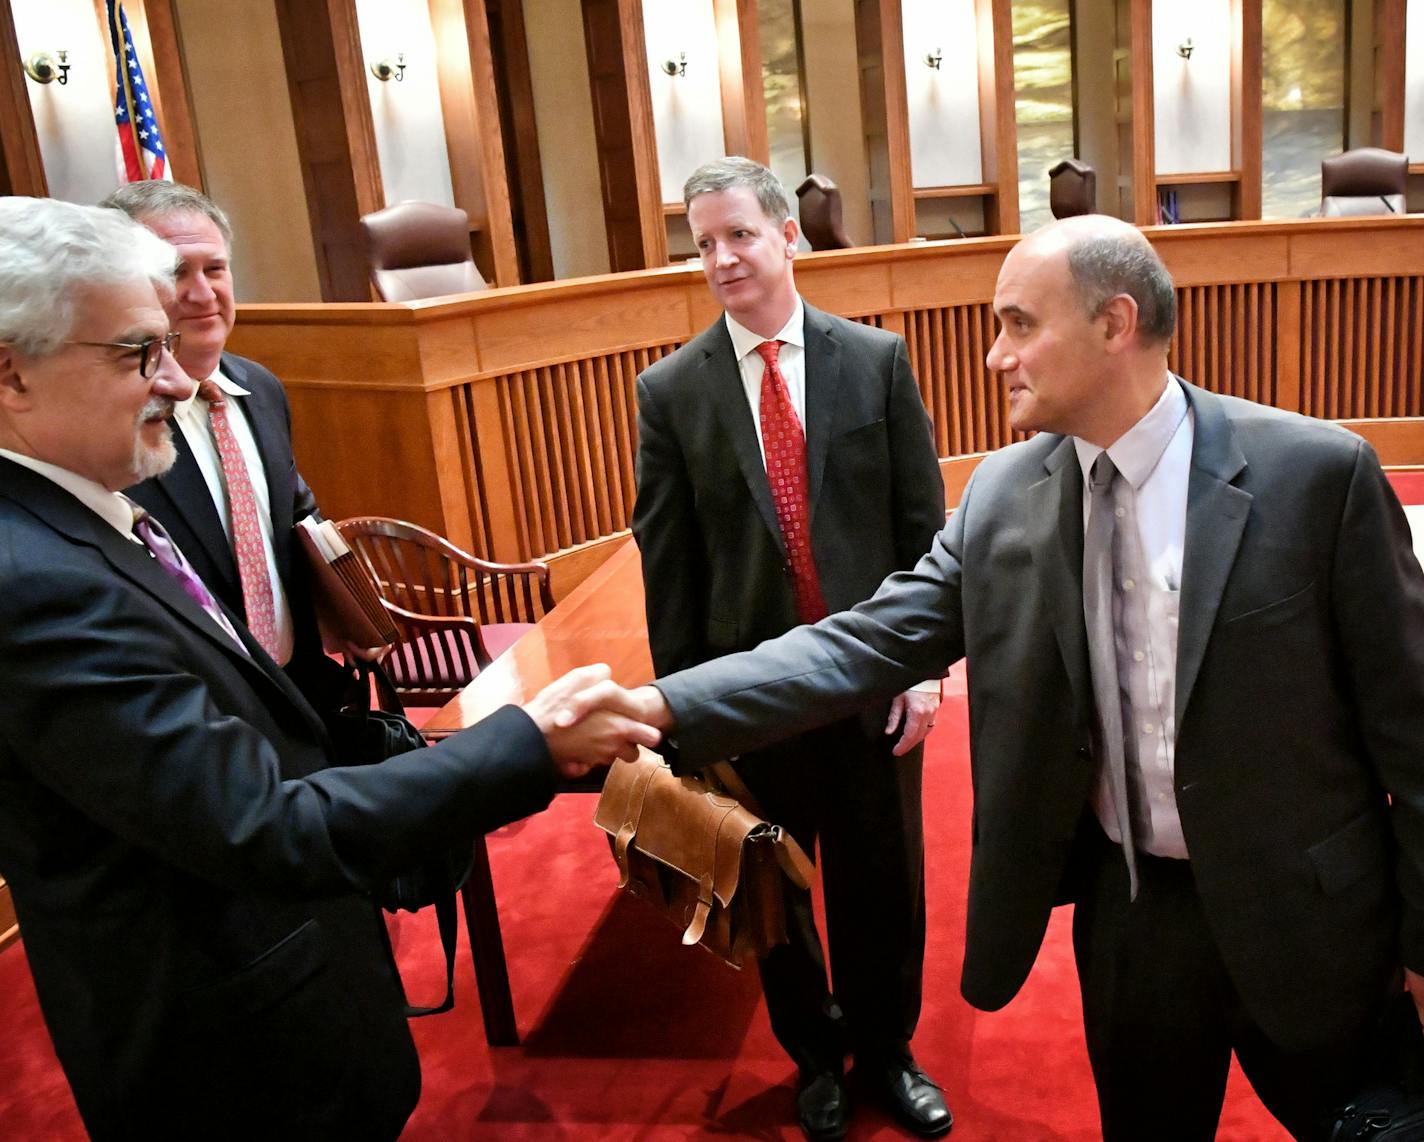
[521,665,671,779]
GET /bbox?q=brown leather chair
[1049,159,1097,219]
[334,516,554,710]
[1319,148,1408,217]
[359,202,488,301]
[795,174,853,251]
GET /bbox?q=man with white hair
[0,198,657,1140]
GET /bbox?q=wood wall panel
[0,877,16,953]
[228,216,1424,593]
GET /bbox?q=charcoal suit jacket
[654,379,1424,1052]
[0,457,556,1140]
[126,352,332,698]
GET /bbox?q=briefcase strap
[707,761,815,891]
[612,759,660,889]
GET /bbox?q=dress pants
[733,717,926,1075]
[1071,823,1376,1142]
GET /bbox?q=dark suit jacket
[126,352,330,696]
[632,305,944,690]
[656,380,1424,1052]
[0,458,556,1140]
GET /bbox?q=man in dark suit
[632,157,949,1140]
[0,198,658,1141]
[101,182,356,704]
[574,214,1424,1140]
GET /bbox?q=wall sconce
[370,52,407,82]
[1176,37,1195,60]
[661,51,687,77]
[923,47,943,71]
[23,50,70,86]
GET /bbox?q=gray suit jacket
[656,380,1424,1051]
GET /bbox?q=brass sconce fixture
[923,47,943,70]
[661,51,687,77]
[23,50,70,86]
[370,52,407,82]
[1176,37,1195,60]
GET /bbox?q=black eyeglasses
[67,331,182,379]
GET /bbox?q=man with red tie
[102,182,357,702]
[631,157,949,1141]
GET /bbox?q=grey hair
[100,180,233,247]
[0,198,177,356]
[1065,233,1176,344]
[683,156,791,223]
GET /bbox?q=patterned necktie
[1083,453,1139,899]
[198,380,279,658]
[127,499,248,654]
[755,340,827,624]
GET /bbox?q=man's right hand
[553,677,673,738]
[522,665,663,779]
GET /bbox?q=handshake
[521,664,673,778]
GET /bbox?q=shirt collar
[0,447,140,538]
[174,361,250,416]
[1074,374,1188,491]
[725,296,806,363]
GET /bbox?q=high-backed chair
[359,202,488,301]
[1048,159,1097,219]
[795,173,853,250]
[1319,148,1408,217]
[335,516,554,711]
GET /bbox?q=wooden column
[581,0,668,271]
[977,0,1019,234]
[1126,0,1157,226]
[273,0,384,301]
[429,0,521,287]
[0,2,46,197]
[713,0,769,162]
[1231,0,1262,220]
[1377,0,1406,150]
[855,0,914,243]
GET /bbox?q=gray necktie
[1083,454,1138,899]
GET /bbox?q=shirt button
[1133,650,1145,662]
[1142,722,1155,735]
[1122,578,1136,591]
[1114,506,1126,518]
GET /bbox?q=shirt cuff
[910,679,942,696]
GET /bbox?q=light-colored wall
[1152,0,1233,174]
[1406,0,1424,157]
[525,0,610,278]
[1074,0,1116,214]
[174,0,321,302]
[900,0,984,187]
[644,0,725,202]
[801,0,872,244]
[354,0,456,208]
[12,0,123,204]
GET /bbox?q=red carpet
[0,661,1287,1140]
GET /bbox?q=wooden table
[426,539,653,1045]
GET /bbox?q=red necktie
[755,340,827,624]
[198,380,279,659]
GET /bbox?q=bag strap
[402,890,458,1018]
[707,760,815,890]
[707,760,764,816]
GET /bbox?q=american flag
[106,0,169,182]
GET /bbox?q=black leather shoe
[795,1070,851,1142]
[862,1057,952,1137]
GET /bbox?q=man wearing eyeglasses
[101,182,361,703]
[0,197,659,1140]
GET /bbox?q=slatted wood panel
[1171,283,1278,406]
[1299,277,1424,420]
[464,341,680,561]
[903,303,1021,455]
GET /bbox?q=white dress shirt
[0,448,138,539]
[1074,376,1194,858]
[173,366,295,664]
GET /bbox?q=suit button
[1076,746,1092,760]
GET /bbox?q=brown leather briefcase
[594,749,815,968]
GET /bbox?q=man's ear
[1099,294,1139,354]
[0,345,31,407]
[783,216,800,257]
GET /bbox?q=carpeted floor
[0,661,1287,1140]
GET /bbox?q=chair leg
[460,832,519,1046]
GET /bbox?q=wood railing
[228,215,1424,595]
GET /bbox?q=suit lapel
[704,322,788,559]
[1026,436,1094,723]
[1174,381,1251,729]
[801,305,842,516]
[150,417,240,599]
